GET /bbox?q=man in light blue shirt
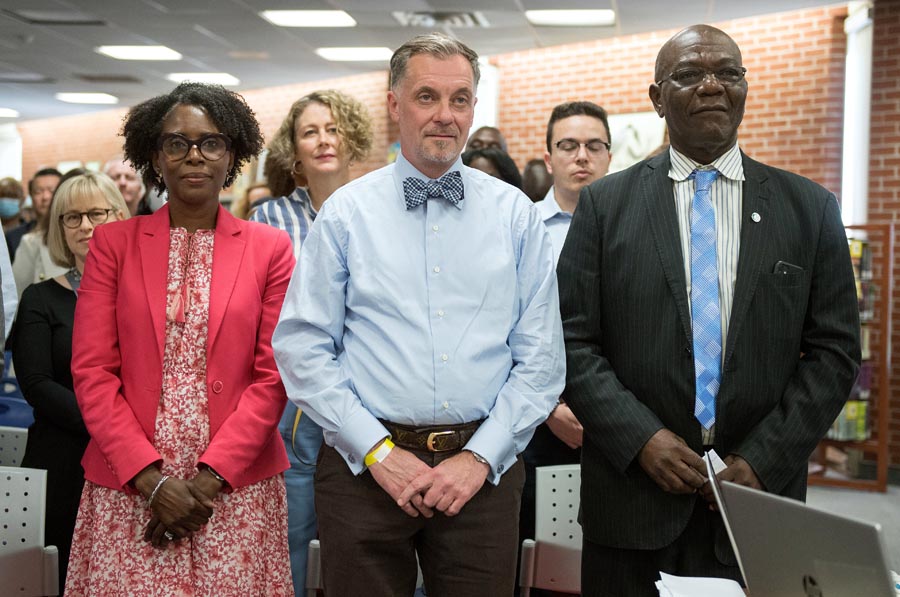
[273,32,564,596]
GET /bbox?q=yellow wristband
[365,438,394,467]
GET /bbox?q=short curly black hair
[121,82,264,192]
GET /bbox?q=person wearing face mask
[10,172,129,592]
[251,88,373,596]
[6,168,62,262]
[0,177,25,235]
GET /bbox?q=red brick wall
[17,5,900,467]
[869,0,900,469]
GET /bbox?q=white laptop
[705,454,895,597]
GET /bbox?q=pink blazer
[72,204,295,491]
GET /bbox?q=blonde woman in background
[11,172,129,591]
[251,88,373,595]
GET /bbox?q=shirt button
[442,401,449,409]
[437,309,445,317]
[498,464,505,473]
[441,354,449,362]
[432,225,439,232]
[348,454,356,464]
[433,266,441,273]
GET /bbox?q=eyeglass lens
[62,209,111,228]
[160,134,230,160]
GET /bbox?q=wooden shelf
[809,223,893,492]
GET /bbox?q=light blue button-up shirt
[273,153,565,484]
[535,187,573,266]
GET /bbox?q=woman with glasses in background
[65,82,294,596]
[11,172,129,592]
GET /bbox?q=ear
[649,83,664,117]
[387,90,400,123]
[227,150,235,172]
[543,150,553,175]
[115,209,126,221]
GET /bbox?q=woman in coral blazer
[67,82,294,596]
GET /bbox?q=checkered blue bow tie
[402,171,464,210]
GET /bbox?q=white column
[841,1,874,228]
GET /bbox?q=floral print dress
[66,229,293,596]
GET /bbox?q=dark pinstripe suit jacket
[558,150,861,551]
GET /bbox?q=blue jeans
[280,403,322,596]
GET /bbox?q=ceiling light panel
[260,10,357,27]
[314,47,393,62]
[96,46,183,61]
[525,10,616,27]
[166,72,240,85]
[0,108,20,118]
[56,93,119,105]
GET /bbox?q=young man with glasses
[539,101,612,265]
[517,101,612,592]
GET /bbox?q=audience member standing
[466,124,508,152]
[0,177,25,236]
[11,173,129,591]
[522,159,552,203]
[558,25,861,596]
[273,33,564,596]
[7,168,61,260]
[103,156,151,216]
[251,88,373,596]
[462,147,523,188]
[66,82,294,596]
[519,101,613,576]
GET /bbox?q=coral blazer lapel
[139,206,171,366]
[207,205,245,352]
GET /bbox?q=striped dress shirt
[669,143,744,442]
[250,187,317,260]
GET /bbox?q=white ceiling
[0,0,841,122]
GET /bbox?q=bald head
[655,25,742,82]
[649,24,747,164]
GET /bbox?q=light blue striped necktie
[690,168,721,429]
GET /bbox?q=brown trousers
[315,444,525,597]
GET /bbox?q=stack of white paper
[655,572,745,596]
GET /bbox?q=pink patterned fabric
[66,229,293,596]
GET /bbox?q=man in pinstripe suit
[558,24,861,596]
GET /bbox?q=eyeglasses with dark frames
[157,133,233,161]
[554,138,611,157]
[656,66,747,88]
[60,208,114,229]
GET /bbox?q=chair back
[0,425,28,466]
[0,466,59,596]
[521,463,582,594]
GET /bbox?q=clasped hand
[639,429,764,505]
[138,470,221,548]
[368,447,490,518]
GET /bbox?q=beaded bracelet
[147,475,170,508]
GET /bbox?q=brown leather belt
[379,419,484,453]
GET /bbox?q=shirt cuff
[333,407,391,476]
[464,417,517,485]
